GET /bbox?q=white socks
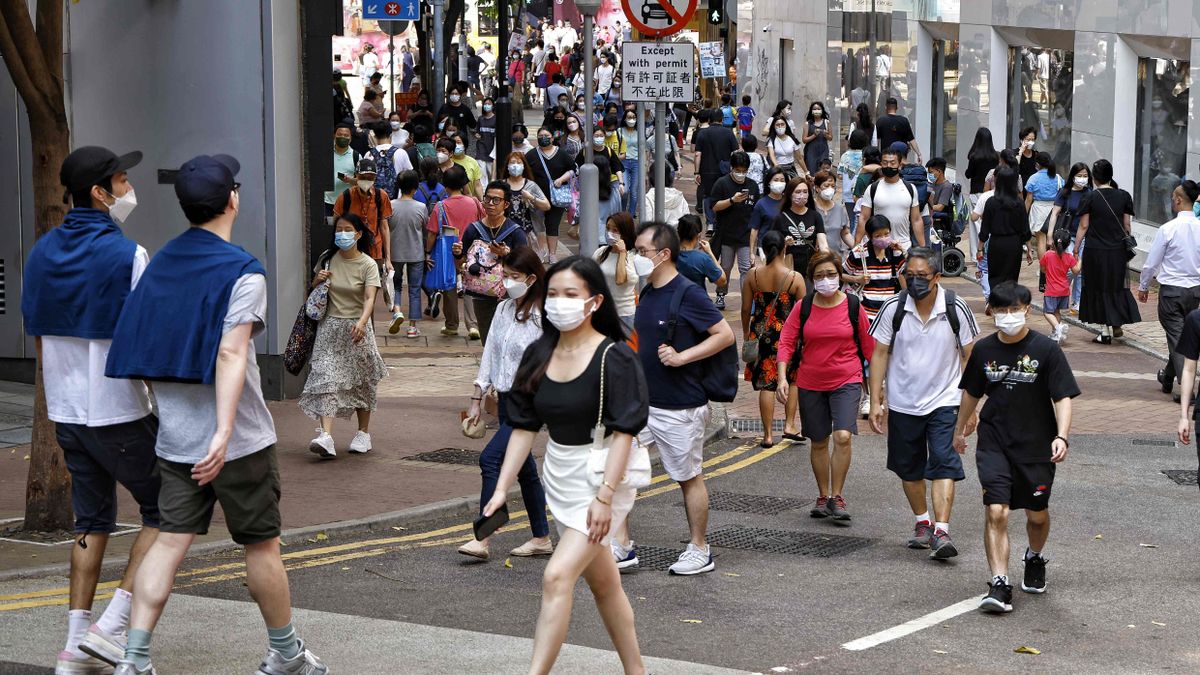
[96,587,132,636]
[935,521,950,534]
[65,609,91,654]
[915,511,931,524]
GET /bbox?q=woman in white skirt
[483,256,648,675]
[301,213,388,459]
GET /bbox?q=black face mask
[881,166,900,178]
[537,136,553,147]
[907,276,933,300]
[513,137,524,145]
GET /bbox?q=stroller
[927,183,969,277]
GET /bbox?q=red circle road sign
[385,2,402,15]
[622,0,698,38]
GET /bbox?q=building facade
[747,0,1200,245]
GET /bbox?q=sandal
[1092,334,1112,345]
[782,432,804,442]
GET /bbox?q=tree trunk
[22,117,72,532]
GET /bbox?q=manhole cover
[1133,439,1176,447]
[625,545,684,572]
[691,491,809,515]
[1161,469,1198,485]
[727,418,787,433]
[403,448,482,465]
[708,525,874,557]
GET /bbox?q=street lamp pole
[576,0,602,254]
[432,0,445,109]
[496,0,513,166]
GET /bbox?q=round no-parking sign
[621,0,698,38]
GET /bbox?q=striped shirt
[843,242,906,320]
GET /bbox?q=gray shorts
[798,383,861,441]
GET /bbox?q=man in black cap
[105,155,327,675]
[22,145,162,675]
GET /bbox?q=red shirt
[544,61,562,82]
[1039,251,1076,297]
[777,296,875,391]
[425,194,484,238]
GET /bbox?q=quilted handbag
[283,305,317,375]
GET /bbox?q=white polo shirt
[869,285,979,416]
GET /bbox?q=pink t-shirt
[425,194,484,238]
[1040,251,1076,297]
[778,297,876,391]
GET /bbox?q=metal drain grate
[1161,470,1198,485]
[625,545,684,572]
[727,418,787,433]
[697,491,810,515]
[403,448,482,465]
[708,525,875,557]
[1133,439,1177,447]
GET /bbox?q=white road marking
[1073,370,1156,381]
[840,595,983,651]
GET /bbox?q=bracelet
[1054,435,1069,448]
[602,480,617,492]
[595,494,611,505]
[471,397,482,401]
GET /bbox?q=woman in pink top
[775,251,875,524]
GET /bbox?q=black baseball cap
[174,154,240,210]
[60,146,143,194]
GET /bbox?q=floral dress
[744,270,801,391]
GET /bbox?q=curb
[0,408,731,583]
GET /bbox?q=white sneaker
[859,391,871,418]
[668,543,715,576]
[1057,323,1069,343]
[308,429,336,459]
[610,539,639,570]
[348,431,372,454]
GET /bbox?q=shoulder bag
[741,270,794,364]
[535,148,573,208]
[586,342,653,490]
[304,254,334,321]
[1095,188,1137,261]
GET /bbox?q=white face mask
[357,180,374,192]
[814,277,839,296]
[1073,176,1088,188]
[544,296,593,332]
[605,231,619,245]
[731,172,747,182]
[508,163,524,177]
[104,188,137,223]
[502,277,530,299]
[769,181,786,195]
[775,125,787,135]
[994,311,1027,336]
[437,152,451,164]
[390,121,402,130]
[820,187,836,201]
[632,252,656,277]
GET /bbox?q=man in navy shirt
[611,223,735,576]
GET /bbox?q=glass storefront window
[931,39,959,167]
[1135,58,1190,226]
[1007,46,1073,168]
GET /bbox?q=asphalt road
[2,428,1197,674]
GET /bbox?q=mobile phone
[473,504,509,541]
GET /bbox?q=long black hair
[1064,162,1091,195]
[512,256,626,394]
[760,230,786,264]
[1034,151,1057,179]
[769,115,800,147]
[332,212,374,254]
[593,154,615,201]
[991,166,1023,212]
[967,127,998,165]
[853,103,873,137]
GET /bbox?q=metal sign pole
[389,33,396,111]
[432,0,445,109]
[636,101,647,223]
[654,100,665,222]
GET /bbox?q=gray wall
[0,0,305,395]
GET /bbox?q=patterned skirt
[299,317,388,420]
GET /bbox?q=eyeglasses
[635,247,660,257]
[904,272,936,282]
[482,196,505,205]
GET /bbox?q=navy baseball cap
[174,154,240,210]
[887,141,910,156]
[60,146,142,194]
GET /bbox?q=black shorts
[977,444,1055,511]
[798,383,860,442]
[886,406,964,482]
[158,446,281,545]
[56,416,161,534]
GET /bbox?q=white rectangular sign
[620,42,696,103]
[698,41,725,79]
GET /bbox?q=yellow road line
[0,439,786,611]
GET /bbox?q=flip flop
[782,433,803,442]
[760,439,776,448]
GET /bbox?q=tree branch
[0,1,52,120]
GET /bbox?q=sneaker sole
[55,658,111,674]
[79,635,123,667]
[615,557,640,570]
[931,542,959,559]
[907,540,931,549]
[388,317,405,334]
[308,443,336,459]
[347,447,371,454]
[979,597,1013,613]
[810,508,829,518]
[829,514,852,525]
[668,561,716,576]
[1020,582,1046,594]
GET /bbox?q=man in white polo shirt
[867,247,979,559]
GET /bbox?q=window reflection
[1007,47,1073,168]
[931,39,959,167]
[1136,58,1190,225]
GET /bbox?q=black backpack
[338,188,385,229]
[640,279,739,403]
[791,293,868,377]
[888,289,964,357]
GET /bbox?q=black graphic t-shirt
[959,331,1080,462]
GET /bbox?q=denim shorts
[1043,295,1069,313]
[886,406,965,482]
[56,416,161,534]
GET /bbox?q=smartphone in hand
[473,504,509,541]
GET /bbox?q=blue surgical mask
[927,172,937,184]
[1193,201,1200,218]
[334,231,357,250]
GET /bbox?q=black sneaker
[979,578,1013,613]
[1021,551,1047,594]
[1158,368,1174,394]
[430,291,443,319]
[929,529,958,560]
[810,496,829,518]
[907,520,933,549]
[826,495,851,524]
[714,294,726,310]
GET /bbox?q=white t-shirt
[868,286,979,416]
[861,179,920,248]
[42,247,153,427]
[592,247,637,318]
[596,64,615,94]
[972,189,994,218]
[768,135,797,166]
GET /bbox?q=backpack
[736,105,755,132]
[867,177,917,216]
[416,182,446,209]
[414,142,437,161]
[948,183,971,236]
[720,105,736,128]
[899,163,929,204]
[370,146,401,198]
[888,288,964,357]
[639,279,739,403]
[338,188,385,234]
[791,292,867,376]
[462,220,520,297]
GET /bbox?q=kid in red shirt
[1039,229,1080,343]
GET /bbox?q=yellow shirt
[325,252,381,319]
